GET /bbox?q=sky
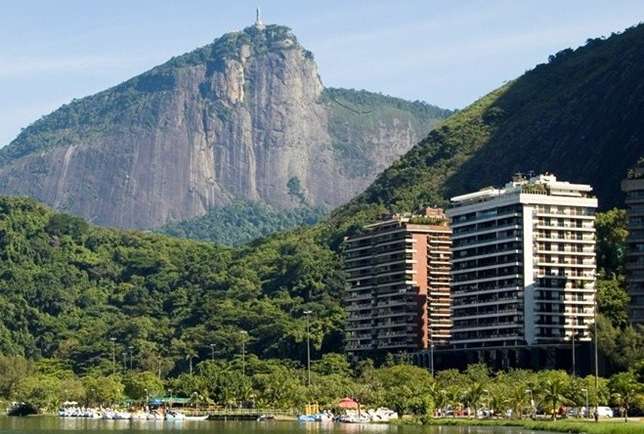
[1,0,643,146]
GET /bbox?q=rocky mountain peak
[0,23,450,231]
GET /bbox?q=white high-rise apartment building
[447,174,597,350]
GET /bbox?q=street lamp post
[303,310,312,387]
[581,388,589,419]
[110,337,116,375]
[122,353,127,371]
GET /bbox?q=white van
[595,406,614,418]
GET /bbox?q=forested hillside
[0,197,344,375]
[337,23,644,217]
[158,201,325,246]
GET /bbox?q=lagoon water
[0,417,558,434]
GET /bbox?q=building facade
[622,160,644,324]
[446,174,598,352]
[343,208,452,358]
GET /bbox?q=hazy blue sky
[1,1,643,145]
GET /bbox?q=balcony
[535,209,594,219]
[535,223,595,232]
[535,235,594,244]
[344,293,372,303]
[452,224,520,241]
[453,236,521,250]
[346,304,372,312]
[452,323,521,334]
[346,323,374,331]
[450,211,521,229]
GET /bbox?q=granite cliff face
[0,24,449,229]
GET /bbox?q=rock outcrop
[0,24,450,229]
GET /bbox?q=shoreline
[415,418,644,434]
[3,414,644,433]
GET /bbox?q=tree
[596,277,630,329]
[287,177,306,204]
[252,361,305,409]
[83,375,124,407]
[464,363,490,417]
[312,353,351,377]
[595,315,644,371]
[595,209,628,277]
[435,369,467,416]
[123,371,163,401]
[371,364,435,416]
[609,371,643,421]
[0,356,31,399]
[495,370,535,419]
[14,374,63,412]
[539,371,571,420]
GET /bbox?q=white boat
[147,411,164,420]
[101,410,131,420]
[165,410,186,421]
[114,411,132,420]
[366,407,398,422]
[339,414,371,424]
[185,415,209,421]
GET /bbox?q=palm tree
[487,385,511,418]
[464,363,491,418]
[433,388,449,417]
[465,381,486,418]
[540,371,571,420]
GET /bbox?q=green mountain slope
[0,197,344,373]
[339,24,644,216]
[158,200,326,246]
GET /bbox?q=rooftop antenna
[255,6,265,29]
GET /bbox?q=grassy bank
[420,418,644,434]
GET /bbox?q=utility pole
[593,295,600,422]
[571,317,576,377]
[304,310,312,387]
[240,331,248,377]
[110,337,116,375]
